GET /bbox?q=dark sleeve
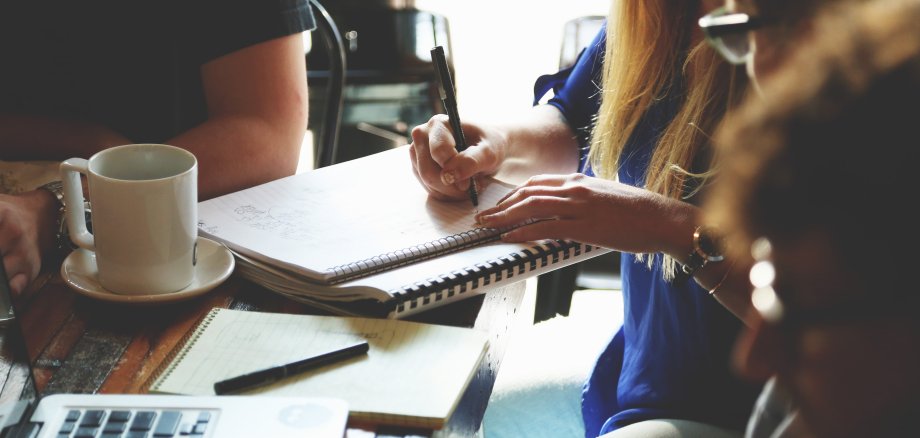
[532,23,606,172]
[194,0,317,64]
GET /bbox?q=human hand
[0,191,56,295]
[475,174,694,255]
[408,115,506,201]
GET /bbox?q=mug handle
[60,158,94,250]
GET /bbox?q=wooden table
[0,269,527,437]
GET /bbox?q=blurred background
[300,0,608,172]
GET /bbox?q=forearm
[175,33,307,200]
[167,114,304,200]
[0,114,130,160]
[494,105,581,182]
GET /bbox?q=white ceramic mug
[61,144,198,295]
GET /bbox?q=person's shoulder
[190,0,315,64]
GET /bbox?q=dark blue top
[534,25,760,437]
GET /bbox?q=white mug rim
[87,143,197,184]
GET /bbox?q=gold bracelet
[708,260,736,296]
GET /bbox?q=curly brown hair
[707,0,920,290]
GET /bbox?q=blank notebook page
[150,308,489,428]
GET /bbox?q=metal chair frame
[309,0,347,168]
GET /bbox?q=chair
[309,0,346,168]
[308,6,452,166]
[558,15,606,69]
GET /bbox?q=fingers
[477,193,574,228]
[498,218,574,243]
[493,174,570,205]
[442,144,497,193]
[5,266,30,297]
[0,201,42,295]
[1,247,38,296]
[410,116,465,200]
[410,115,490,202]
[479,174,573,215]
[425,115,460,167]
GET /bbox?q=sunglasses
[699,7,769,65]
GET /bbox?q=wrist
[18,188,59,257]
[36,181,90,259]
[680,224,725,278]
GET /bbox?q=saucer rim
[60,236,235,305]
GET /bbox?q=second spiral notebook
[198,145,612,318]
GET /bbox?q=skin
[0,33,309,295]
[408,104,580,200]
[726,0,803,94]
[723,0,920,435]
[410,1,751,321]
[733,235,920,437]
[409,104,707,287]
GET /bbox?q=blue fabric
[534,24,760,437]
[533,24,605,175]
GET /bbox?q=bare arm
[492,105,582,183]
[0,32,308,295]
[0,116,130,160]
[168,33,308,200]
[475,174,753,323]
[0,32,307,201]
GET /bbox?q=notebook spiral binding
[145,308,221,392]
[390,240,594,315]
[327,227,508,284]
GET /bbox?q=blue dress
[534,25,760,437]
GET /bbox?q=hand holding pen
[430,46,479,207]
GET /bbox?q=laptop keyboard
[59,408,215,438]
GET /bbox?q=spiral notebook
[197,146,612,318]
[147,308,489,430]
[0,265,350,438]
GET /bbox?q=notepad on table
[197,145,612,318]
[148,308,489,429]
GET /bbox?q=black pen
[213,340,369,395]
[431,45,480,207]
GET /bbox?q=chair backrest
[309,0,346,168]
[559,15,605,69]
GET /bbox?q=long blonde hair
[588,0,746,278]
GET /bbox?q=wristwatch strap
[38,180,90,255]
[680,225,724,278]
[681,250,708,276]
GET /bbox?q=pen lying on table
[213,340,370,395]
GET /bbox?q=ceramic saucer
[61,236,235,305]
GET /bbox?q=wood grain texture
[0,269,526,437]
